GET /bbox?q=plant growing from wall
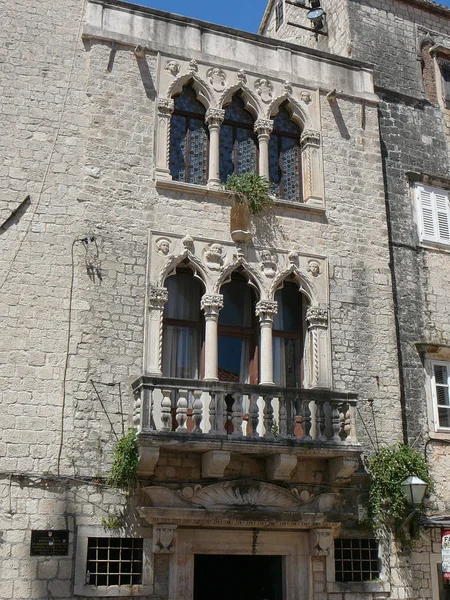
[366,444,433,543]
[225,172,273,214]
[106,428,139,493]
[101,510,123,531]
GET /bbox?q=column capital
[255,300,278,324]
[148,287,168,309]
[201,293,224,318]
[306,306,328,329]
[157,97,174,116]
[254,119,274,137]
[301,129,321,147]
[205,108,225,127]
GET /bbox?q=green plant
[101,511,123,531]
[106,429,139,493]
[366,444,433,542]
[225,172,273,214]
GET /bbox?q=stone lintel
[266,454,298,481]
[201,450,231,478]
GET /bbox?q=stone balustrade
[132,377,358,444]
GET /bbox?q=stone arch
[218,84,261,119]
[158,251,210,290]
[420,37,438,104]
[267,96,308,129]
[167,74,213,109]
[214,258,264,297]
[269,265,318,305]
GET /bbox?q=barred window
[220,94,258,183]
[269,104,301,202]
[86,538,143,587]
[170,85,209,185]
[334,539,380,582]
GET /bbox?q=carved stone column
[206,108,225,188]
[306,306,328,388]
[201,294,224,381]
[300,130,324,206]
[256,300,278,385]
[155,98,174,180]
[254,119,273,181]
[146,287,168,375]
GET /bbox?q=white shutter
[417,185,437,241]
[435,189,450,243]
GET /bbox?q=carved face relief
[301,91,312,104]
[204,243,224,270]
[156,237,171,256]
[189,59,198,73]
[207,67,227,92]
[308,260,321,277]
[182,234,195,252]
[237,69,247,84]
[259,250,277,278]
[255,78,273,103]
[288,250,299,264]
[165,61,180,77]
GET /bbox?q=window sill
[327,580,390,593]
[155,178,326,215]
[74,584,154,597]
[419,240,450,254]
[428,429,450,441]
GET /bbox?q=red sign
[442,530,450,580]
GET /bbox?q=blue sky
[123,0,450,33]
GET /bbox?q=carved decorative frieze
[255,78,273,102]
[306,307,328,329]
[301,130,321,146]
[153,525,177,553]
[157,97,174,116]
[148,287,169,310]
[259,249,277,277]
[310,528,334,556]
[207,67,227,91]
[254,119,274,140]
[205,108,225,127]
[204,243,224,270]
[255,300,278,324]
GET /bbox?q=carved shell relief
[149,232,328,306]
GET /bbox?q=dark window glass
[170,86,208,185]
[163,270,204,380]
[269,105,301,202]
[273,282,305,387]
[219,95,257,183]
[440,60,450,107]
[334,539,380,583]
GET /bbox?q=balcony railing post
[279,397,287,437]
[192,389,203,433]
[176,389,188,431]
[161,388,172,432]
[263,395,274,439]
[302,399,312,440]
[316,399,326,441]
[231,393,243,437]
[331,400,341,442]
[248,394,259,438]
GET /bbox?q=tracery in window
[219,94,258,183]
[273,281,307,387]
[169,85,209,185]
[218,272,259,384]
[162,268,204,379]
[269,104,302,202]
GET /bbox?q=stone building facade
[0,0,447,599]
[262,0,450,599]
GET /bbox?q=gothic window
[169,86,208,185]
[269,104,302,202]
[218,272,259,384]
[162,268,204,379]
[439,59,450,109]
[219,94,258,183]
[273,281,306,387]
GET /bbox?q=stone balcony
[132,376,361,482]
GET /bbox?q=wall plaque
[30,530,69,556]
[442,529,450,580]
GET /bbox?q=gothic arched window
[162,268,204,379]
[169,86,209,185]
[269,104,301,202]
[273,281,307,387]
[219,94,258,183]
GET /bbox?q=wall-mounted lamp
[399,475,428,528]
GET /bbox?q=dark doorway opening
[194,554,283,600]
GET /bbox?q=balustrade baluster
[176,389,188,431]
[349,402,357,441]
[316,400,326,441]
[161,388,172,432]
[340,402,351,440]
[302,399,312,440]
[192,389,203,433]
[331,400,341,442]
[209,392,216,433]
[263,395,274,438]
[231,393,243,437]
[279,397,287,437]
[248,394,259,438]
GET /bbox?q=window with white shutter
[430,361,450,431]
[415,184,450,245]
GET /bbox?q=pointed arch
[158,250,210,290]
[214,258,264,297]
[269,265,318,305]
[267,95,309,129]
[167,74,213,109]
[218,84,261,119]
